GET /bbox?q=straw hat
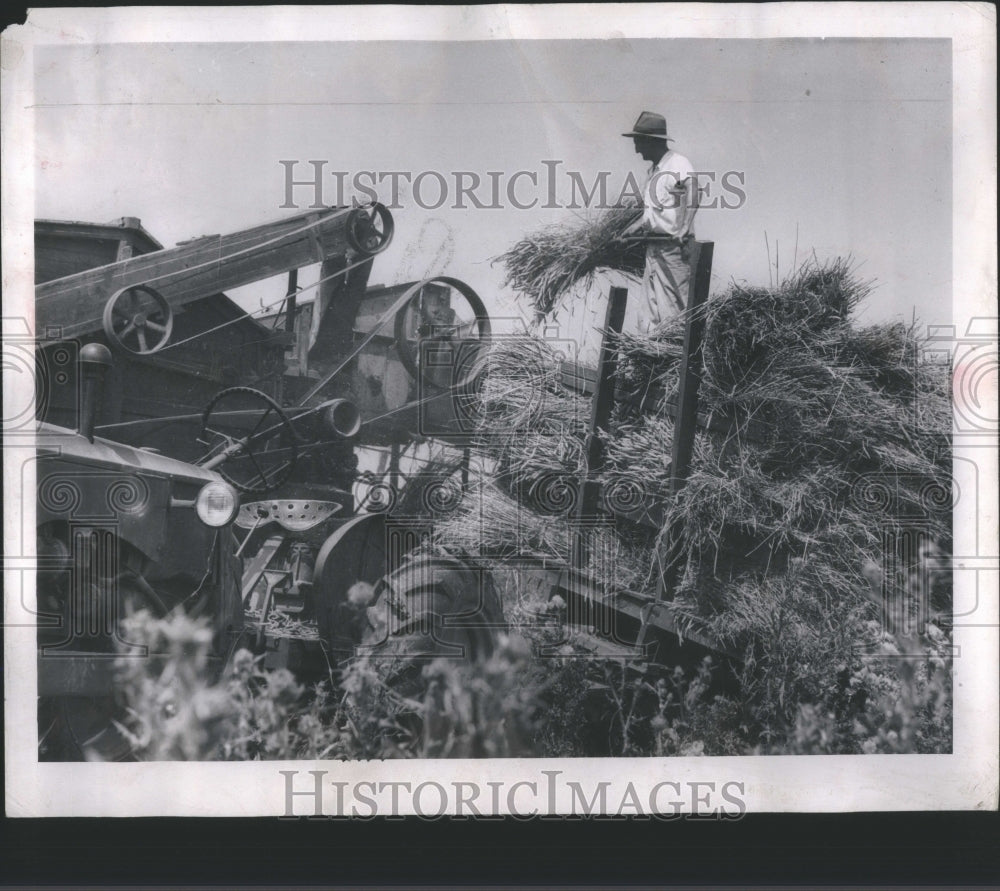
[622,111,674,141]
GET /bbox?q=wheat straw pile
[433,480,652,593]
[495,205,645,319]
[436,259,953,720]
[472,336,590,495]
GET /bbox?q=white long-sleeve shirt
[642,150,695,238]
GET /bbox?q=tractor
[34,207,502,759]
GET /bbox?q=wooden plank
[35,208,358,338]
[559,360,599,391]
[669,241,713,491]
[35,218,162,250]
[38,222,140,243]
[654,241,714,603]
[571,287,628,569]
[115,240,134,263]
[307,254,371,368]
[561,632,648,659]
[551,567,736,658]
[579,288,628,512]
[284,269,298,333]
[35,238,120,284]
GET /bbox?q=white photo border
[2,3,997,816]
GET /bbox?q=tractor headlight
[195,481,239,527]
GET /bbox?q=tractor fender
[313,513,389,660]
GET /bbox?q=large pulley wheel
[345,203,394,255]
[199,387,299,494]
[392,276,491,391]
[102,284,174,355]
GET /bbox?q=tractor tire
[38,564,167,762]
[359,553,505,692]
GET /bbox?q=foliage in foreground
[108,572,951,761]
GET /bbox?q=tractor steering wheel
[198,387,299,494]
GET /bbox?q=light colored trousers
[641,242,690,332]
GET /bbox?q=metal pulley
[345,204,394,255]
[102,284,174,355]
[392,276,491,389]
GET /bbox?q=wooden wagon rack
[527,241,739,663]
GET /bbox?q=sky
[32,38,952,351]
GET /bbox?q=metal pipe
[319,398,362,439]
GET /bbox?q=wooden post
[655,240,714,601]
[571,286,628,569]
[284,269,298,333]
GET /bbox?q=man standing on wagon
[620,111,699,330]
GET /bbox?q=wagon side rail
[546,241,729,658]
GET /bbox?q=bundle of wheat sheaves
[437,256,953,668]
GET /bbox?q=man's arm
[647,156,696,238]
[620,215,645,238]
[674,176,700,239]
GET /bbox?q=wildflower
[265,668,303,707]
[347,581,375,607]
[229,649,256,679]
[498,633,533,662]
